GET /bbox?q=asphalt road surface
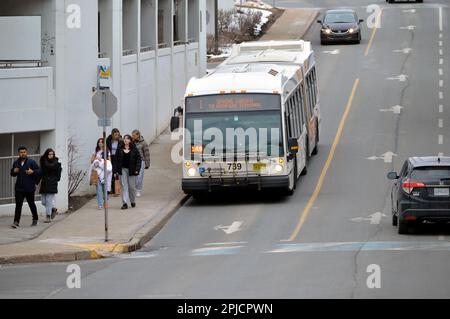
[1,0,450,298]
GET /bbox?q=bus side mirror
[288,138,299,155]
[317,20,322,24]
[359,19,364,24]
[170,116,180,132]
[170,106,183,132]
[387,172,399,180]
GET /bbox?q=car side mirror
[288,138,299,155]
[359,19,364,23]
[317,20,322,24]
[387,172,399,180]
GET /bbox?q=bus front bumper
[182,176,289,193]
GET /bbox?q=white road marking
[438,236,445,241]
[386,74,408,82]
[439,68,443,76]
[191,245,244,256]
[440,33,443,39]
[402,9,416,13]
[399,25,415,30]
[350,212,386,225]
[204,241,247,246]
[439,105,443,113]
[440,49,443,56]
[439,41,443,47]
[323,49,340,55]
[439,80,444,87]
[439,7,443,32]
[439,135,443,145]
[438,152,444,157]
[367,151,397,163]
[214,221,243,234]
[393,48,412,54]
[439,119,443,128]
[439,91,444,100]
[379,105,403,114]
[440,58,443,65]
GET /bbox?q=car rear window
[410,166,450,182]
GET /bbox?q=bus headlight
[185,161,192,168]
[348,28,355,33]
[275,164,283,173]
[187,167,197,177]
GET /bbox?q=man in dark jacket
[10,146,41,228]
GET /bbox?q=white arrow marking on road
[323,49,340,55]
[393,48,412,54]
[379,105,403,114]
[386,74,408,82]
[367,152,397,163]
[351,212,386,225]
[214,221,243,234]
[399,25,416,30]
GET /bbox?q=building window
[0,132,41,205]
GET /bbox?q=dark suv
[388,157,450,234]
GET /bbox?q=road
[1,0,450,298]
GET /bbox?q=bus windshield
[185,94,283,159]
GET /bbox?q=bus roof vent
[268,69,279,76]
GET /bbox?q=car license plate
[434,188,449,196]
[253,163,266,171]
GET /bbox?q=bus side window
[289,98,297,137]
[307,74,314,115]
[312,67,318,104]
[286,100,293,138]
[296,88,304,130]
[293,88,302,135]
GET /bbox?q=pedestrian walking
[39,148,62,223]
[106,128,123,195]
[131,129,150,197]
[91,137,111,163]
[10,147,41,228]
[89,156,113,210]
[116,135,141,209]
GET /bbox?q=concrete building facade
[0,0,207,216]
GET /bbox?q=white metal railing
[140,46,154,53]
[0,60,47,68]
[122,49,136,56]
[158,43,169,49]
[98,52,108,58]
[0,154,41,205]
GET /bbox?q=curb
[0,193,189,265]
[300,10,320,39]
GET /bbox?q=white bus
[171,40,321,196]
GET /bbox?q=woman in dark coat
[116,135,141,209]
[39,148,62,223]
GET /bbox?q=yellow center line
[286,78,360,242]
[364,9,383,57]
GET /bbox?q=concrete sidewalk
[260,8,319,41]
[0,129,188,264]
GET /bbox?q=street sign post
[92,88,118,242]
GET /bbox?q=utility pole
[214,0,219,54]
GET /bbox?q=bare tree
[67,135,87,197]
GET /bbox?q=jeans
[41,193,55,217]
[96,183,108,207]
[120,168,136,205]
[14,191,38,224]
[135,160,145,191]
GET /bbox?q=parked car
[388,156,450,234]
[317,9,363,45]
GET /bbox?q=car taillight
[402,180,425,194]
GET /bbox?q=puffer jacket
[134,136,151,168]
[39,157,62,194]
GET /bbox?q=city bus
[171,40,320,197]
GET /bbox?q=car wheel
[398,221,410,234]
